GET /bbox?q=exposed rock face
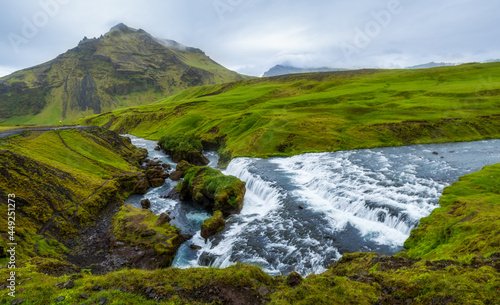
[140,198,151,209]
[169,171,183,181]
[134,160,169,192]
[169,160,194,181]
[201,210,226,241]
[134,175,150,194]
[0,23,244,123]
[156,213,171,226]
[62,73,102,118]
[176,160,194,172]
[176,166,246,214]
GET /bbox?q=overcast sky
[1,0,499,77]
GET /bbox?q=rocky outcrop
[169,160,194,181]
[110,205,186,269]
[158,135,209,166]
[134,159,170,193]
[140,198,151,209]
[201,210,226,241]
[175,166,246,214]
[134,174,150,194]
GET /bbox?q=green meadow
[80,62,500,160]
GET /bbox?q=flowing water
[124,135,500,276]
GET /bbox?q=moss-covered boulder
[111,204,185,269]
[158,134,209,166]
[201,210,226,240]
[176,166,246,214]
[133,174,150,194]
[169,160,194,181]
[176,160,194,172]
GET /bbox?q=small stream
[123,135,500,276]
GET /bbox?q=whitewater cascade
[124,135,500,276]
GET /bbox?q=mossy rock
[158,134,209,165]
[112,205,184,268]
[176,166,246,214]
[176,160,194,172]
[201,210,226,240]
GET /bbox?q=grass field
[80,62,500,159]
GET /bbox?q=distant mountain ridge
[405,62,459,69]
[405,59,500,69]
[0,23,245,124]
[263,65,346,77]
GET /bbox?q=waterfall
[124,134,500,276]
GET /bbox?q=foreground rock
[175,166,246,214]
[140,198,151,209]
[201,210,226,241]
[110,204,186,269]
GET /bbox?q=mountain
[0,23,246,124]
[405,61,459,69]
[262,65,346,77]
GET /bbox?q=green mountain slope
[0,23,246,124]
[0,127,147,260]
[80,62,500,160]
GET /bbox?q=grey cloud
[1,0,499,77]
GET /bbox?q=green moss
[201,210,226,239]
[36,238,67,258]
[157,134,207,164]
[404,163,500,262]
[178,166,246,213]
[159,134,203,152]
[3,252,497,304]
[112,205,182,257]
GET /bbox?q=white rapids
[124,135,500,276]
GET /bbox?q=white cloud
[0,0,499,77]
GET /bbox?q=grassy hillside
[0,24,246,125]
[80,62,500,160]
[1,163,498,304]
[0,127,146,260]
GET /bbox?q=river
[123,135,500,276]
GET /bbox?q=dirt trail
[0,125,94,140]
